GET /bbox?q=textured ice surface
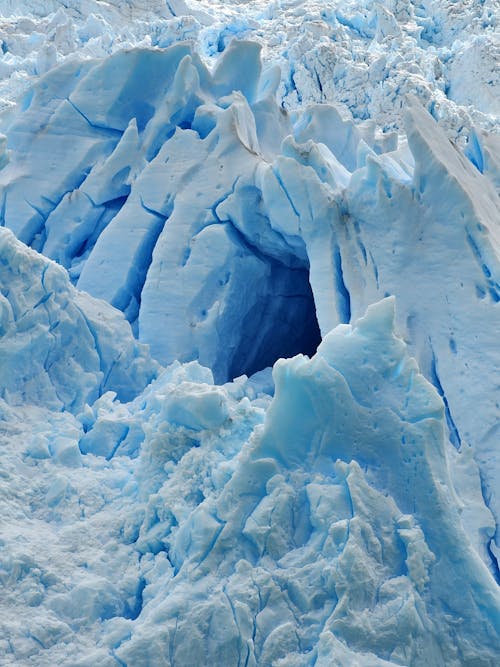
[2,300,499,665]
[0,0,498,140]
[1,39,499,538]
[0,1,499,665]
[0,227,158,412]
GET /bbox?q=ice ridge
[1,41,499,561]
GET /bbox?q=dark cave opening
[225,263,322,384]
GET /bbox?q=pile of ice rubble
[1,233,498,665]
[0,0,498,139]
[0,4,499,667]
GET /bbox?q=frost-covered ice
[0,0,499,665]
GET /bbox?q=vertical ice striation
[0,37,499,564]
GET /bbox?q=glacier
[0,1,499,665]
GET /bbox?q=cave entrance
[226,263,322,384]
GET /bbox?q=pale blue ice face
[1,36,498,517]
[0,5,498,664]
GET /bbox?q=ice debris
[0,0,498,139]
[0,227,158,412]
[1,298,499,665]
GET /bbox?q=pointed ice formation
[340,97,500,551]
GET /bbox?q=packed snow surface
[0,1,499,665]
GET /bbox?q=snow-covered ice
[0,1,499,665]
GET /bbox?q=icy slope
[2,298,499,666]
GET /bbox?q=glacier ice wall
[1,39,499,552]
[0,40,327,381]
[0,2,499,665]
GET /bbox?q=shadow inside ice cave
[225,263,322,382]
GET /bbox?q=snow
[0,0,498,665]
